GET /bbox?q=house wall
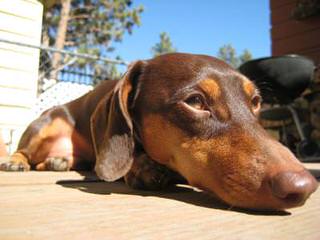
[270,0,320,64]
[0,0,43,153]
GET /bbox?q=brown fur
[1,53,317,210]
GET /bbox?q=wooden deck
[0,163,319,240]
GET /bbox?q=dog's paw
[0,153,31,171]
[124,154,173,190]
[0,160,30,171]
[44,157,70,171]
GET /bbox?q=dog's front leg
[124,153,185,190]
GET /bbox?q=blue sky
[111,0,271,64]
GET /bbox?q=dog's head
[92,53,318,210]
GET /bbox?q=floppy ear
[90,61,145,181]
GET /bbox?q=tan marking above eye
[242,78,256,96]
[198,79,221,100]
[242,78,261,114]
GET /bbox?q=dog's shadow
[309,169,320,180]
[56,171,291,216]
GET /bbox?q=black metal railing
[0,38,128,94]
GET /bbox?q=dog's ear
[90,61,145,181]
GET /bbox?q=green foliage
[44,0,143,53]
[217,44,252,68]
[151,32,177,57]
[40,0,59,10]
[43,0,144,82]
[217,44,239,68]
[239,49,252,64]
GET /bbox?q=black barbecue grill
[239,55,314,104]
[239,55,319,161]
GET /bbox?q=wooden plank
[0,106,33,127]
[0,48,40,73]
[271,1,296,25]
[271,18,320,41]
[270,0,293,10]
[0,164,319,240]
[0,0,43,21]
[299,49,320,64]
[272,29,320,55]
[0,67,37,90]
[283,47,320,65]
[0,13,42,39]
[0,41,37,55]
[0,163,317,186]
[0,87,36,107]
[0,30,38,44]
[0,171,100,186]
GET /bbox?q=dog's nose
[269,170,318,206]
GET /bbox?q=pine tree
[151,32,177,57]
[42,0,144,81]
[239,49,252,65]
[217,44,252,68]
[217,44,239,68]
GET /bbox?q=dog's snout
[269,171,318,206]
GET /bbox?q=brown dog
[1,53,318,210]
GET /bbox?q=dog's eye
[184,95,206,110]
[251,95,261,113]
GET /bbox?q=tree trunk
[51,0,71,80]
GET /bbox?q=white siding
[0,0,43,153]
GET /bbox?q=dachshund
[1,53,318,210]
